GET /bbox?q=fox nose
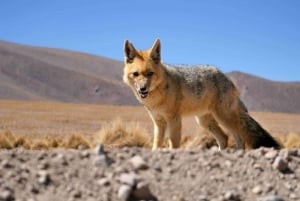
[140,87,147,92]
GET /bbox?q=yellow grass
[0,100,299,150]
[95,118,151,148]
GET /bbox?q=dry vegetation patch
[0,100,299,150]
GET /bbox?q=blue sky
[0,0,299,81]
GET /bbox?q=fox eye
[132,72,139,77]
[147,72,154,77]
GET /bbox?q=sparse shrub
[95,118,151,148]
[13,136,27,147]
[0,131,14,149]
[282,132,300,148]
[45,135,61,148]
[30,139,49,150]
[181,133,218,149]
[64,133,91,149]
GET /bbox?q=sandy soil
[0,146,299,201]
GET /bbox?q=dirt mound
[0,147,299,201]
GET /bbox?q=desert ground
[0,100,300,201]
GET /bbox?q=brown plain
[0,100,299,149]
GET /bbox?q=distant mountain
[227,71,300,113]
[0,40,138,105]
[0,40,299,113]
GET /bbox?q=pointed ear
[150,39,161,64]
[124,40,137,63]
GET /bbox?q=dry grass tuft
[30,139,50,150]
[280,133,300,148]
[0,131,30,149]
[1,121,300,150]
[63,133,92,149]
[95,118,151,148]
[181,134,217,149]
[0,131,14,149]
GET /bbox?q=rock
[132,182,156,200]
[256,195,284,201]
[198,194,209,201]
[252,185,263,194]
[278,149,290,160]
[118,185,132,201]
[119,173,138,187]
[272,156,289,172]
[80,150,90,158]
[37,161,49,170]
[72,190,82,199]
[94,144,105,155]
[37,170,51,185]
[94,155,112,167]
[129,155,148,170]
[223,191,241,201]
[0,160,13,169]
[97,178,110,186]
[0,189,14,201]
[265,150,278,160]
[55,153,68,166]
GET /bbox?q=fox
[123,39,281,150]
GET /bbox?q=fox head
[123,39,165,101]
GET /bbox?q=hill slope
[227,71,300,113]
[0,40,299,113]
[0,40,137,105]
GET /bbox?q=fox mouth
[139,91,149,99]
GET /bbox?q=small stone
[256,195,284,201]
[37,162,49,170]
[252,186,262,194]
[224,160,233,167]
[132,182,155,200]
[37,171,51,185]
[253,163,263,171]
[94,144,105,155]
[224,191,241,201]
[80,150,90,158]
[97,178,110,186]
[30,186,39,194]
[118,185,132,200]
[129,155,148,170]
[72,190,82,198]
[272,156,289,172]
[235,149,245,158]
[265,150,278,160]
[94,155,112,167]
[119,173,138,187]
[210,146,220,154]
[0,189,14,201]
[1,160,13,169]
[198,194,209,201]
[279,149,290,160]
[290,193,298,200]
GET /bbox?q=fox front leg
[167,115,182,148]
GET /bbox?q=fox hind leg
[196,114,228,150]
[212,101,248,149]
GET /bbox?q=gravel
[0,146,299,201]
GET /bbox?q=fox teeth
[140,92,148,99]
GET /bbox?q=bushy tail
[244,115,282,149]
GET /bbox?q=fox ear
[124,40,137,63]
[150,39,161,64]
